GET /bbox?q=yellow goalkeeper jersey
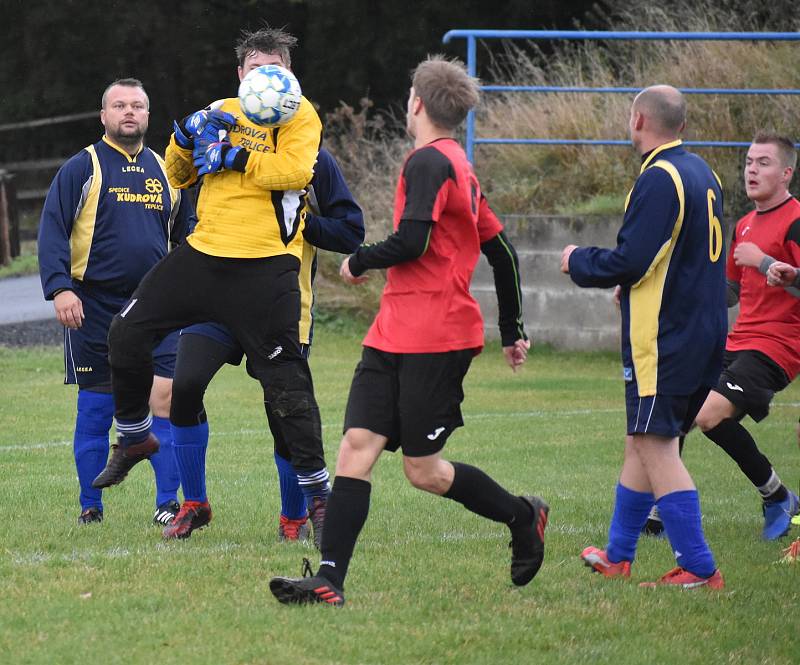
[165,96,322,259]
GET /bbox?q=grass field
[1,326,799,665]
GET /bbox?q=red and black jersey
[727,196,800,380]
[363,138,503,353]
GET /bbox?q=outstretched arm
[341,219,432,282]
[565,166,683,289]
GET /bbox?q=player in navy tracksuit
[563,86,727,589]
[38,78,195,525]
[167,147,363,544]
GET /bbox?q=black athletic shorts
[715,349,790,422]
[343,346,475,457]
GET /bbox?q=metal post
[466,35,476,163]
[0,170,11,266]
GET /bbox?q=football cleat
[162,500,212,540]
[307,496,327,550]
[581,546,632,578]
[278,514,311,542]
[78,507,103,525]
[639,566,724,590]
[153,499,181,526]
[509,495,549,586]
[762,491,800,541]
[792,513,800,527]
[91,433,160,489]
[269,558,345,607]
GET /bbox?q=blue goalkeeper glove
[194,140,244,176]
[174,109,236,149]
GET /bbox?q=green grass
[0,240,38,278]
[558,193,627,217]
[1,329,799,664]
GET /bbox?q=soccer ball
[238,65,302,126]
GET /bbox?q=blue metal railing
[441,30,800,161]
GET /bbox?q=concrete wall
[472,214,735,351]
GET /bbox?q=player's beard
[108,120,147,151]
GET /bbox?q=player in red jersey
[695,132,800,540]
[269,56,547,607]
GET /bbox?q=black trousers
[171,330,310,462]
[108,243,324,472]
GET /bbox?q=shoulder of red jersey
[403,143,456,180]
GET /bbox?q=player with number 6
[562,85,727,589]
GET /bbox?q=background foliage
[0,0,600,156]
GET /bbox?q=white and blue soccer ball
[238,65,302,126]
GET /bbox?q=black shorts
[343,346,474,457]
[116,242,303,366]
[715,349,790,422]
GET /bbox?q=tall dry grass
[317,99,410,311]
[477,0,800,216]
[317,0,800,315]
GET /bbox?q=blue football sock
[274,453,307,519]
[171,421,209,503]
[657,490,717,578]
[74,390,114,511]
[297,467,331,502]
[149,416,180,507]
[606,483,654,564]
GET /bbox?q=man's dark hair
[101,78,148,109]
[235,26,297,68]
[753,130,797,170]
[411,56,479,131]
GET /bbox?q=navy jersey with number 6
[569,140,727,396]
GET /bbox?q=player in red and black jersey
[695,132,800,540]
[269,56,547,607]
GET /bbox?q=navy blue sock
[149,416,180,507]
[657,490,717,578]
[297,467,331,502]
[606,483,654,564]
[115,415,152,445]
[274,453,307,519]
[171,422,209,503]
[74,390,114,511]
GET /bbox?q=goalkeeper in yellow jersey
[93,27,331,541]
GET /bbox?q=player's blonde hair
[411,56,479,131]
